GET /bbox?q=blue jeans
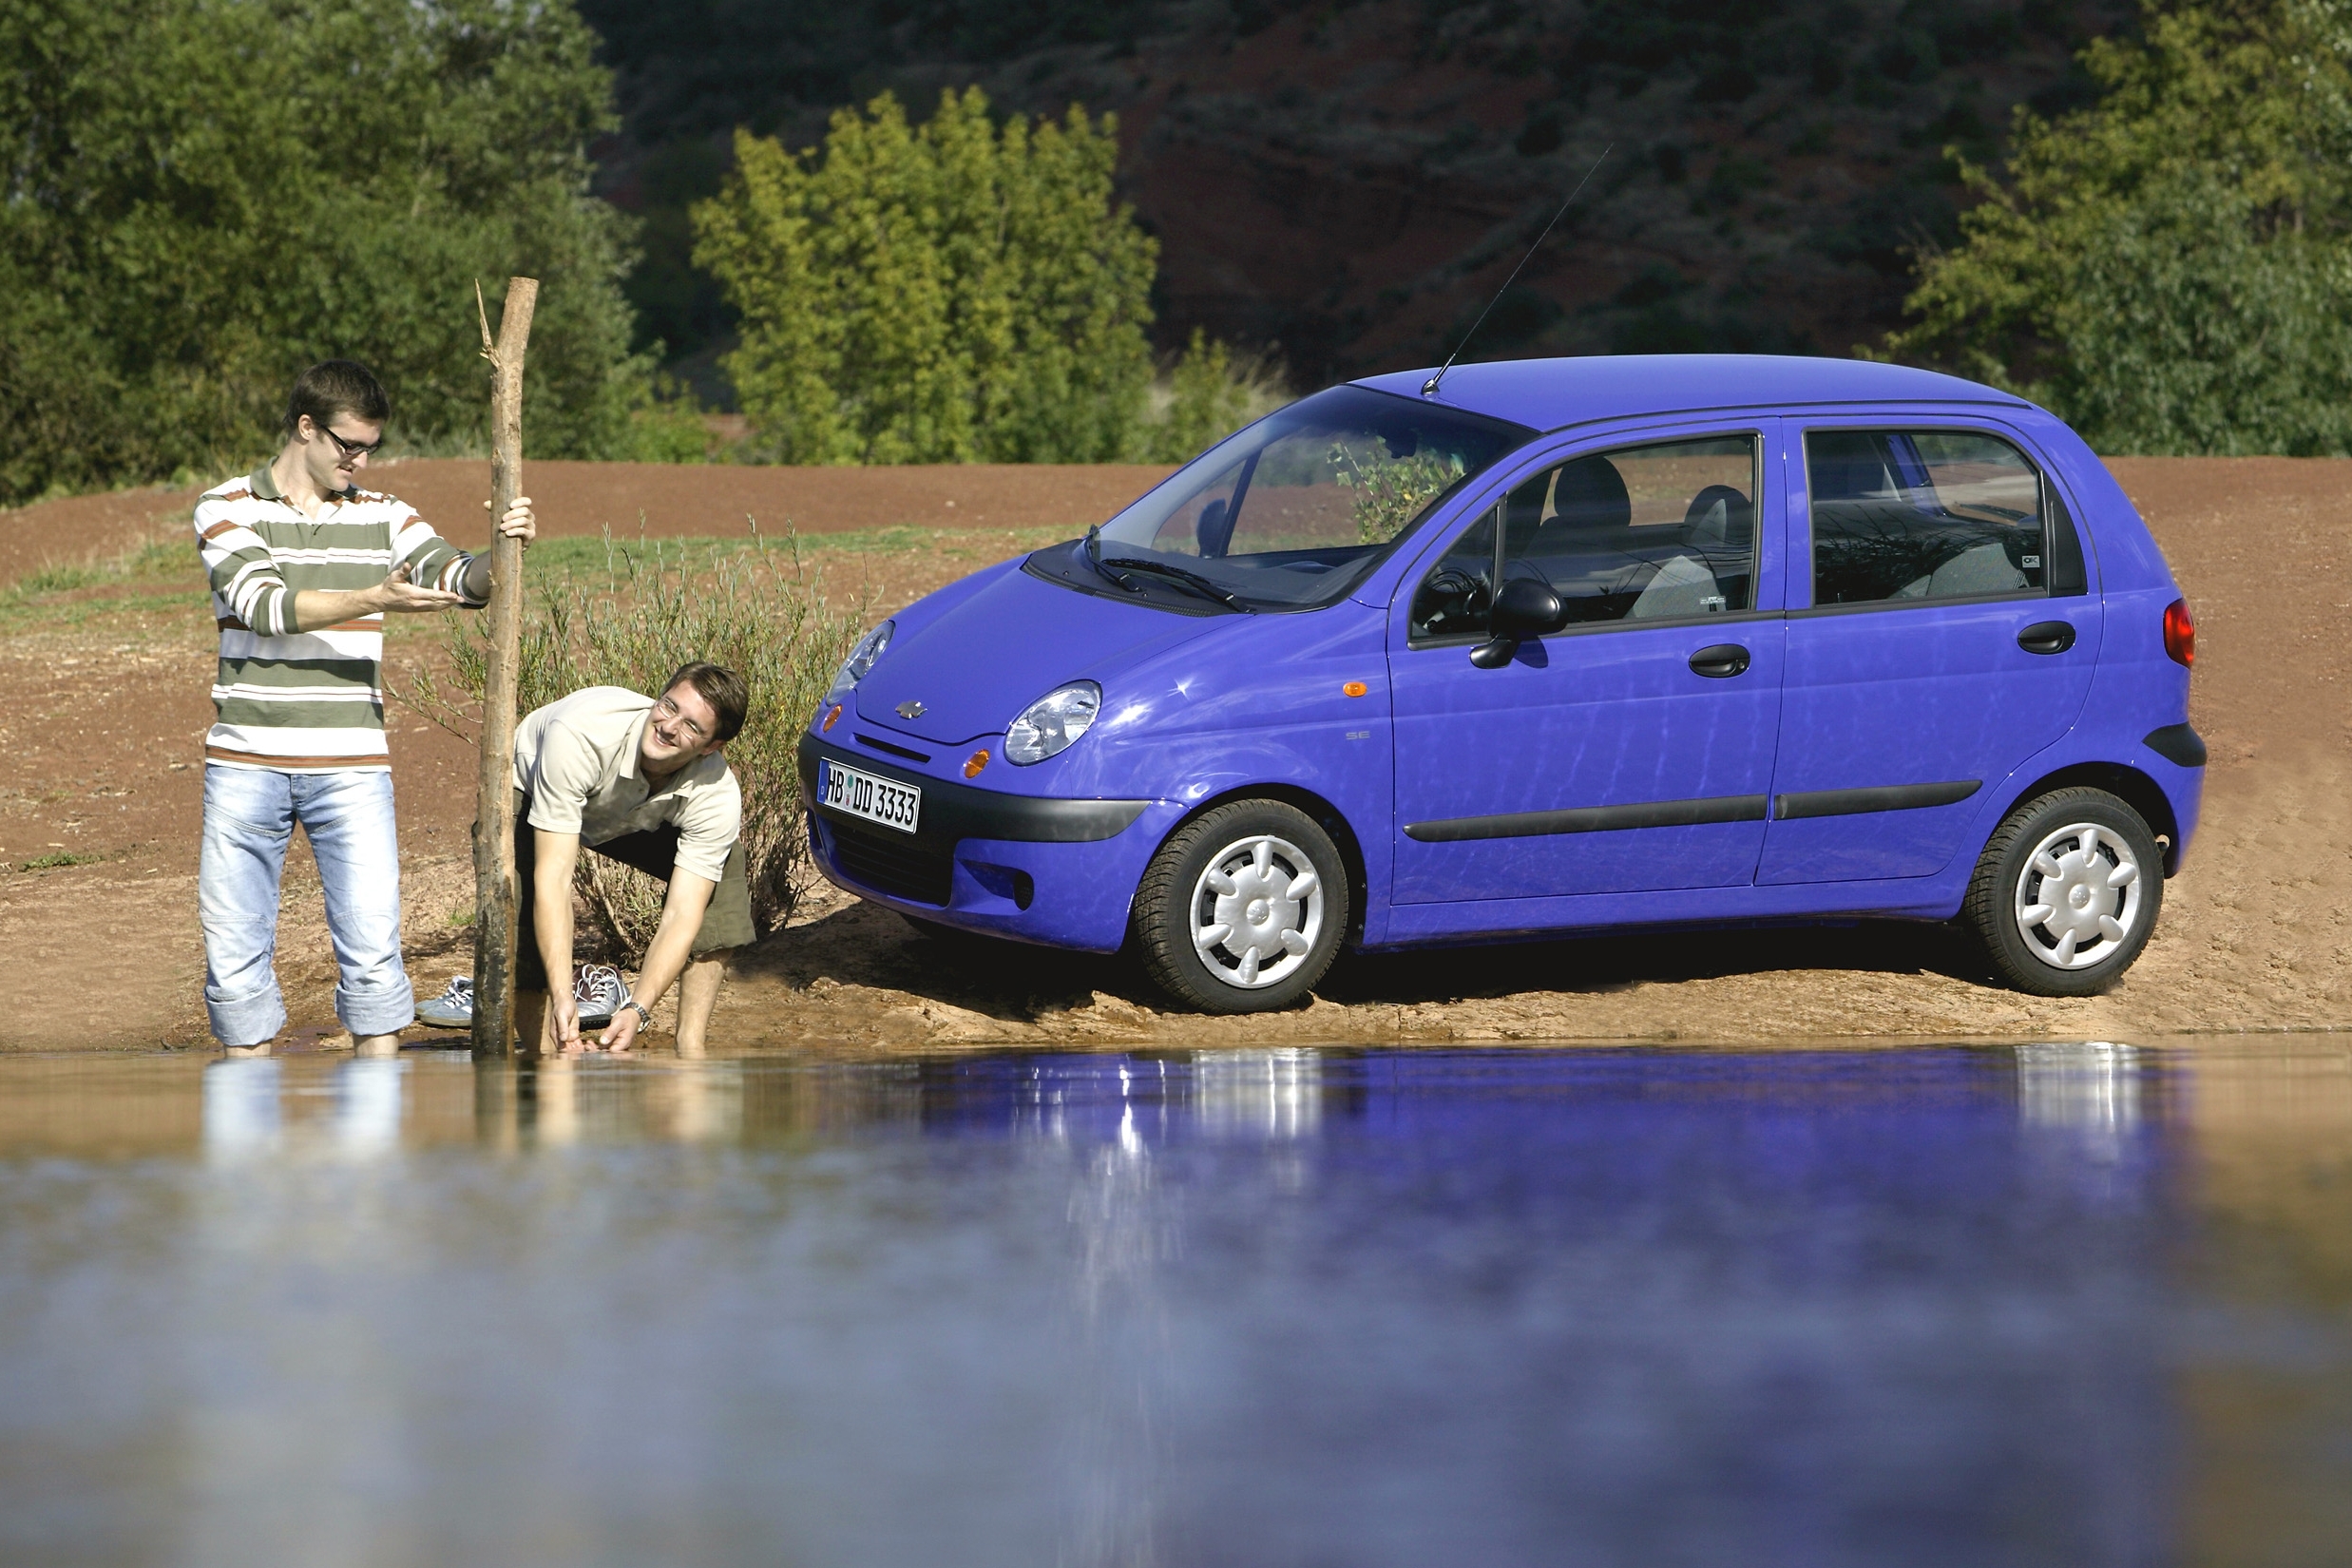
[200,765,412,1046]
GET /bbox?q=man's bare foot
[352,1033,402,1057]
[223,1042,275,1059]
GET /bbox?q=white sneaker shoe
[415,975,472,1028]
[574,964,630,1029]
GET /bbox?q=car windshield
[1031,385,1533,613]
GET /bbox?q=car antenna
[1422,144,1612,400]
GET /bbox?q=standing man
[493,665,753,1057]
[197,358,535,1056]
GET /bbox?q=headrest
[1807,432,1898,504]
[1550,457,1631,530]
[1683,484,1753,550]
[1195,497,1235,558]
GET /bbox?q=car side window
[1409,434,1760,641]
[1806,429,2060,606]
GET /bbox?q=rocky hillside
[579,0,2135,393]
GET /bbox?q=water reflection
[1,1042,2346,1566]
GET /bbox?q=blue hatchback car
[797,355,2204,1013]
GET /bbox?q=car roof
[1351,354,2030,432]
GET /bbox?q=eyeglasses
[312,422,384,459]
[653,694,710,744]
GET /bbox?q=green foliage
[1886,0,2352,453]
[406,526,860,961]
[622,377,723,463]
[0,0,648,505]
[1145,330,1285,463]
[694,87,1158,464]
[1330,443,1465,545]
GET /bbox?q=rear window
[1806,430,2082,606]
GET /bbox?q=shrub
[407,525,862,962]
[1884,0,2352,453]
[0,0,650,505]
[1144,330,1288,463]
[694,86,1157,465]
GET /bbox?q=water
[1,1042,2347,1567]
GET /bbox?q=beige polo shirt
[511,686,741,883]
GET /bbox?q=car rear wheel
[1134,800,1348,1013]
[1962,787,2163,996]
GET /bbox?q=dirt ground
[0,454,2343,1052]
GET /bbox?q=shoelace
[575,965,627,1006]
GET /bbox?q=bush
[1884,0,2352,453]
[1143,330,1288,463]
[0,0,647,505]
[407,526,862,962]
[695,86,1159,465]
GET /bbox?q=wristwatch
[621,1001,653,1030]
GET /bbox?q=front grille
[854,732,931,762]
[825,815,955,906]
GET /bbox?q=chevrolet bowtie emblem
[896,698,926,719]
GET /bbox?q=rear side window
[1410,434,1760,641]
[1806,429,2064,606]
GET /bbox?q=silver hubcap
[1190,834,1324,989]
[2013,821,2144,970]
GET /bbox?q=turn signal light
[2163,599,2194,668]
[1342,680,1368,698]
[964,749,990,778]
[821,703,843,732]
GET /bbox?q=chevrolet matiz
[797,354,2204,1014]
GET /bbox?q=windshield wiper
[1083,524,1145,594]
[1100,556,1252,611]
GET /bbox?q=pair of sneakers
[414,965,632,1030]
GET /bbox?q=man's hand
[543,988,583,1055]
[485,494,538,546]
[373,561,468,615]
[598,1004,642,1054]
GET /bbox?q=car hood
[857,563,1224,747]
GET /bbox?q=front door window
[1411,434,1761,641]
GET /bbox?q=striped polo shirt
[195,461,483,772]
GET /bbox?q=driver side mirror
[1470,578,1565,668]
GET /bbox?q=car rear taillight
[2163,599,2194,667]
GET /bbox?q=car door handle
[1689,643,1750,679]
[2017,621,2077,655]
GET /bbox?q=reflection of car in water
[797,355,2204,1013]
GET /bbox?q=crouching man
[509,664,753,1055]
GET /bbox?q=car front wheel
[1962,787,2164,996]
[1134,800,1349,1013]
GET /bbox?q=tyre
[1133,800,1349,1013]
[1962,787,2163,996]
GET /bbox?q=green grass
[1,529,205,631]
[520,523,1065,586]
[15,850,102,871]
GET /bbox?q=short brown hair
[283,359,391,439]
[663,661,749,744]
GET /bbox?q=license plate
[819,759,921,834]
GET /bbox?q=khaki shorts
[510,790,753,990]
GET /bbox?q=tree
[693,87,1157,464]
[0,0,645,505]
[1884,0,2352,455]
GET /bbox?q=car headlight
[1004,680,1101,765]
[834,620,894,689]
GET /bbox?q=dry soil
[0,455,2342,1052]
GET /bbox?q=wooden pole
[471,276,539,1059]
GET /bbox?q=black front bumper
[796,733,1151,847]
